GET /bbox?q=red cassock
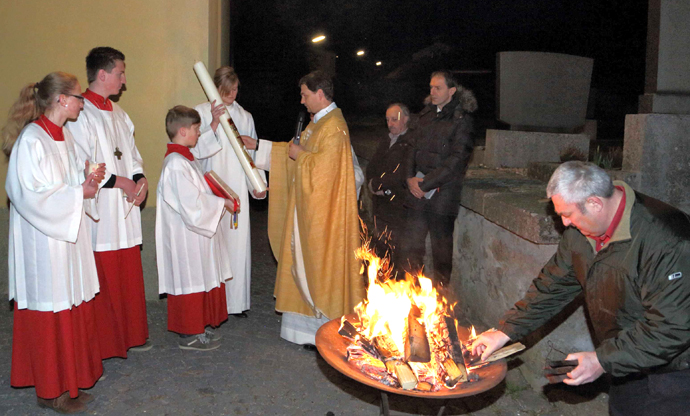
[167,284,228,334]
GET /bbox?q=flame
[352,238,469,387]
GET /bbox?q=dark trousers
[608,370,690,415]
[371,214,405,278]
[400,209,455,285]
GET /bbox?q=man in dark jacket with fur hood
[402,70,476,285]
[472,161,690,416]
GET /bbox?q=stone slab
[623,113,690,213]
[460,169,560,245]
[638,92,690,114]
[497,51,593,129]
[484,129,590,168]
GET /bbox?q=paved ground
[0,203,610,415]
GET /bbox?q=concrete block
[484,129,589,168]
[623,113,690,212]
[461,169,561,245]
[497,51,593,129]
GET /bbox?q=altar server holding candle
[66,47,151,356]
[192,66,266,317]
[2,72,105,413]
[157,106,235,350]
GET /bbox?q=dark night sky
[230,0,649,141]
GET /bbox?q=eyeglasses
[58,94,85,102]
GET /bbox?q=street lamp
[376,61,382,66]
[312,35,326,43]
[356,50,365,56]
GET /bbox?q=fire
[341,241,477,391]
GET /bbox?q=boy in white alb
[192,66,266,317]
[66,47,150,357]
[157,106,236,350]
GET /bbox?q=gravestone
[485,52,592,168]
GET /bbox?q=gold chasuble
[268,108,364,319]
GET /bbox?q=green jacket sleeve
[498,230,584,341]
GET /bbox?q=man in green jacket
[472,161,690,415]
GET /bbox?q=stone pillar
[623,0,690,213]
[639,0,690,114]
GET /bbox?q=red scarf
[83,89,113,111]
[165,143,194,161]
[34,114,64,141]
[593,186,626,252]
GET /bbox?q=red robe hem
[93,246,149,359]
[167,284,228,334]
[11,301,103,399]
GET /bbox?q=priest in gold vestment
[247,72,364,345]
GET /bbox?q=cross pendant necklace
[114,147,123,160]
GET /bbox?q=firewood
[375,335,418,390]
[338,319,380,359]
[443,316,465,364]
[468,342,526,366]
[442,357,467,387]
[405,305,431,363]
[415,381,433,392]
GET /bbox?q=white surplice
[6,124,99,312]
[191,100,266,314]
[156,152,231,295]
[66,100,144,251]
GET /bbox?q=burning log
[339,319,380,359]
[441,358,466,387]
[347,345,397,387]
[405,305,431,363]
[374,335,418,390]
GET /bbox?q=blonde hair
[1,72,79,157]
[213,66,239,97]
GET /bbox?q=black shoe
[302,343,317,352]
[231,312,248,318]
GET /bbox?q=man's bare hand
[288,142,305,160]
[562,352,605,386]
[115,176,137,202]
[241,135,257,150]
[210,100,224,132]
[368,179,384,196]
[471,330,511,362]
[407,177,424,199]
[133,177,148,206]
[252,189,267,199]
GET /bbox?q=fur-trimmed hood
[423,85,478,113]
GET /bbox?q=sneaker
[130,339,153,352]
[178,333,221,351]
[204,328,222,342]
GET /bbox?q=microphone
[293,111,306,145]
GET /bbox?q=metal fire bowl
[316,314,507,399]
